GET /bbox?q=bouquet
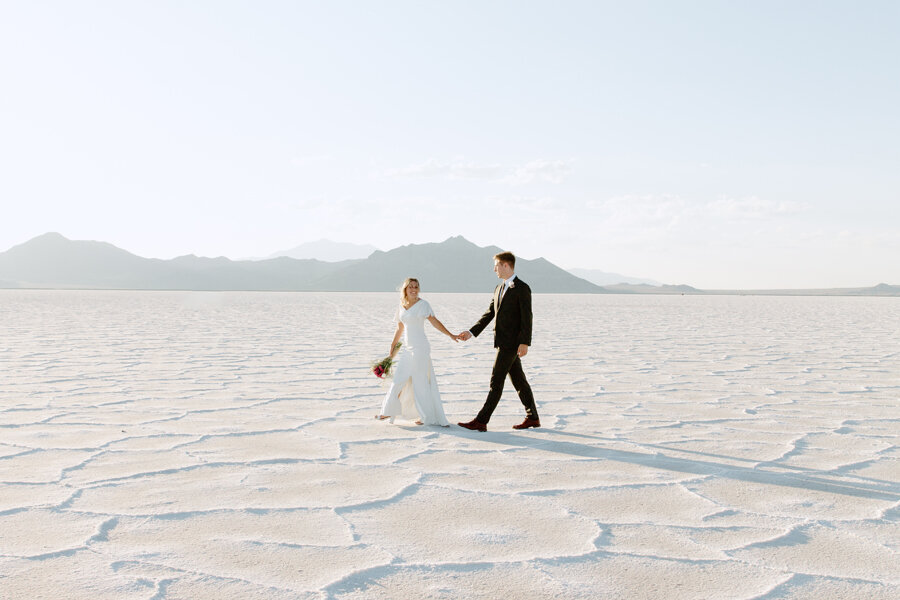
[372,343,401,378]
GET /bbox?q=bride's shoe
[414,420,424,425]
[375,414,390,420]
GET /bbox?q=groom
[458,251,540,431]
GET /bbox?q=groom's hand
[459,331,472,341]
[517,344,528,357]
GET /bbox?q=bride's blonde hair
[400,277,420,307]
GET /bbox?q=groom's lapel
[494,284,502,310]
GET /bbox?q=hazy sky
[2,1,898,288]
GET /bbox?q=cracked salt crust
[1,291,898,599]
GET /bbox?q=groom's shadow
[438,425,899,502]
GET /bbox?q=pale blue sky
[2,1,898,288]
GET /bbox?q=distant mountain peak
[568,267,661,287]
[36,232,68,240]
[8,232,136,258]
[442,235,473,244]
[18,232,70,247]
[264,239,378,262]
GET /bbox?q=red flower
[371,343,400,380]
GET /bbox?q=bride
[377,278,456,426]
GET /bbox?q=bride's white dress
[380,299,450,426]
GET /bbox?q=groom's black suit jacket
[470,277,533,349]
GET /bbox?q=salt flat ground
[0,290,898,600]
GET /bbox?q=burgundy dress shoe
[512,417,541,430]
[458,419,487,432]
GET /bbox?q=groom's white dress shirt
[498,274,517,303]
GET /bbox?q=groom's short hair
[494,251,516,268]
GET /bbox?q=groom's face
[493,259,513,280]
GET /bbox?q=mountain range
[1,233,897,295]
[0,233,603,293]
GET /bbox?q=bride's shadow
[438,425,899,502]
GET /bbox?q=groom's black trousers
[476,346,538,424]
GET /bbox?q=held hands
[451,331,525,354]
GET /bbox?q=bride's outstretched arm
[389,323,404,358]
[427,315,459,342]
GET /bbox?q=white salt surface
[1,290,898,599]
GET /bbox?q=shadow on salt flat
[443,428,900,502]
